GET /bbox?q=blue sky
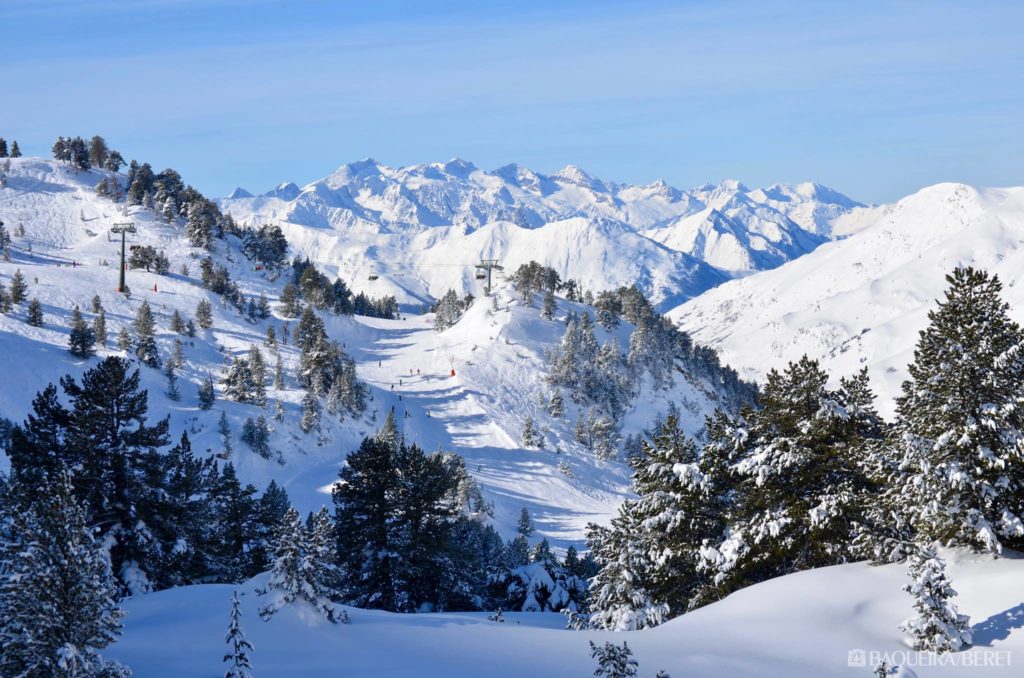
[3,0,1022,203]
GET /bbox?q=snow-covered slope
[221,160,861,306]
[0,157,745,548]
[671,182,1024,416]
[108,548,1024,677]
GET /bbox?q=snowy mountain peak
[227,187,253,199]
[262,181,301,200]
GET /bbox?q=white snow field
[671,183,1024,416]
[108,549,1024,677]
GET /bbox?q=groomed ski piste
[5,156,1024,677]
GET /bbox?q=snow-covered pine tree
[240,416,272,459]
[258,507,345,623]
[279,283,301,318]
[703,357,876,597]
[26,297,43,326]
[219,410,233,456]
[300,391,321,433]
[631,413,728,614]
[541,288,556,320]
[9,268,27,304]
[196,298,214,329]
[248,345,266,405]
[224,591,254,678]
[68,305,96,358]
[186,201,213,249]
[248,480,291,574]
[274,352,284,389]
[116,327,132,352]
[134,300,161,367]
[589,641,639,678]
[94,307,107,346]
[548,390,565,418]
[586,512,668,631]
[164,361,181,401]
[886,267,1024,553]
[222,358,256,404]
[0,474,130,677]
[170,309,185,334]
[899,546,972,653]
[521,416,543,448]
[199,374,216,410]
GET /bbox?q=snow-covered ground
[671,182,1024,416]
[108,549,1024,677]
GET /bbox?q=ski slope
[108,548,1024,677]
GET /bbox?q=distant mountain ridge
[221,159,863,306]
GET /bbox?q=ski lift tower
[475,258,503,296]
[109,222,136,293]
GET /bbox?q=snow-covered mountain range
[671,182,1024,415]
[220,159,864,308]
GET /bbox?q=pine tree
[170,309,186,334]
[542,288,556,320]
[589,641,639,678]
[68,305,96,358]
[886,267,1024,553]
[586,511,669,631]
[899,546,972,653]
[300,391,321,433]
[196,298,214,329]
[548,390,565,418]
[0,474,130,677]
[223,591,254,678]
[9,140,20,158]
[257,507,345,623]
[518,507,535,539]
[0,137,7,157]
[521,416,543,448]
[10,269,28,304]
[591,414,731,618]
[332,422,486,612]
[279,283,301,318]
[171,337,185,368]
[165,361,181,401]
[257,292,271,319]
[57,357,171,592]
[219,410,233,456]
[134,300,161,367]
[249,480,291,574]
[116,326,132,353]
[265,326,276,348]
[274,352,284,389]
[222,358,256,404]
[26,297,43,326]
[248,345,266,405]
[240,416,272,459]
[93,307,107,346]
[199,374,216,410]
[703,357,877,597]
